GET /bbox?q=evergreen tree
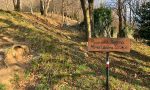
[136,1,150,40]
[94,7,112,37]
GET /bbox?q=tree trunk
[40,0,45,15]
[29,0,33,14]
[80,0,91,40]
[16,0,21,11]
[129,1,132,25]
[117,0,125,38]
[88,0,94,37]
[62,0,65,25]
[123,5,127,27]
[86,8,92,39]
[51,0,54,17]
[13,0,21,11]
[6,0,9,10]
[13,0,17,10]
[80,0,87,25]
[43,0,51,16]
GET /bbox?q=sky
[94,0,116,8]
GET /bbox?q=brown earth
[0,34,30,90]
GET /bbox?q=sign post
[88,38,130,90]
[106,52,109,90]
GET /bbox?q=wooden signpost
[88,38,131,90]
[88,38,130,52]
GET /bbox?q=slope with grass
[0,10,150,90]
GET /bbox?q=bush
[94,7,112,37]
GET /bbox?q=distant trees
[13,0,21,11]
[115,0,149,38]
[2,0,81,20]
[40,0,51,16]
[61,0,65,25]
[29,0,33,14]
[1,0,149,41]
[135,1,150,40]
[40,0,44,15]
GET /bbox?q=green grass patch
[0,84,6,90]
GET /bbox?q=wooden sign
[88,38,130,52]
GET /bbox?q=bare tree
[62,0,65,25]
[13,0,21,11]
[40,0,44,15]
[40,0,51,16]
[51,0,54,16]
[80,0,87,25]
[128,0,143,27]
[80,0,91,40]
[29,0,33,14]
[123,4,127,27]
[88,0,94,37]
[44,0,51,16]
[117,0,125,37]
[5,0,9,10]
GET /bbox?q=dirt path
[0,34,29,90]
[0,67,24,90]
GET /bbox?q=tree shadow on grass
[111,54,150,69]
[43,40,150,89]
[65,48,150,89]
[0,14,101,89]
[109,50,150,88]
[0,18,58,52]
[115,50,150,62]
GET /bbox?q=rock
[84,53,88,57]
[65,35,71,39]
[79,47,88,53]
[79,47,84,51]
[80,42,86,45]
[5,45,30,67]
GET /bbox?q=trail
[0,34,29,90]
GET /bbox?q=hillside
[0,10,150,90]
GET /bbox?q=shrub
[94,7,112,37]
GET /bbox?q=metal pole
[106,52,110,90]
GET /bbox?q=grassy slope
[0,10,149,90]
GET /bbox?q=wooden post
[106,52,109,90]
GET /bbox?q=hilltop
[0,10,150,90]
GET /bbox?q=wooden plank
[88,38,131,52]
